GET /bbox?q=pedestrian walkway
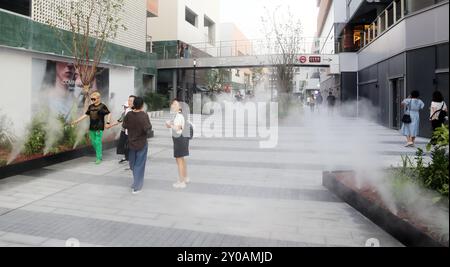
[0,109,428,247]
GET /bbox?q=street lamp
[192,59,197,103]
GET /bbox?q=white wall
[0,47,138,134]
[333,0,348,23]
[0,48,32,133]
[32,0,147,52]
[404,2,449,50]
[339,52,358,72]
[177,0,220,46]
[319,1,336,54]
[114,0,147,52]
[147,0,179,42]
[108,66,136,117]
[147,0,220,45]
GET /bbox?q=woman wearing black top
[72,92,111,164]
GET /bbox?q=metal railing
[153,37,337,60]
[360,0,448,50]
[362,0,405,48]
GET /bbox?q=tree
[206,69,227,93]
[35,0,127,109]
[261,6,304,115]
[251,67,266,87]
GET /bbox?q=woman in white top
[430,91,448,132]
[166,100,190,189]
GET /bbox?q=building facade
[147,0,220,100]
[318,0,449,138]
[316,0,354,102]
[220,23,253,95]
[0,0,157,133]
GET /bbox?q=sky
[220,0,319,40]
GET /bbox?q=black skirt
[116,131,128,155]
[173,136,189,158]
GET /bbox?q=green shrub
[0,110,15,151]
[23,116,47,156]
[427,125,449,151]
[0,159,6,167]
[396,126,449,202]
[58,115,77,148]
[390,169,416,209]
[144,92,169,111]
[423,125,449,199]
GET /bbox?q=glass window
[185,7,197,27]
[406,0,443,14]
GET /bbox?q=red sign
[309,56,321,63]
[299,56,307,64]
[224,84,232,93]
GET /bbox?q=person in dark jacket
[122,97,152,194]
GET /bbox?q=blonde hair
[90,92,101,98]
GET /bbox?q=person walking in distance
[72,92,111,164]
[307,93,315,113]
[327,92,337,116]
[316,92,324,112]
[122,97,152,194]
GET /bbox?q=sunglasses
[91,98,97,101]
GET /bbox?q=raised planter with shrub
[323,125,449,247]
[0,112,118,179]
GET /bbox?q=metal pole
[401,0,405,17]
[193,59,197,105]
[393,1,397,23]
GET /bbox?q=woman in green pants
[72,92,112,164]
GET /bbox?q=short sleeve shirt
[85,103,110,131]
[402,98,424,113]
[430,101,448,120]
[173,113,185,135]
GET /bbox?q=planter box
[323,171,447,247]
[0,140,118,180]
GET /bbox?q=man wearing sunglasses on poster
[71,92,112,164]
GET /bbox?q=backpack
[186,121,194,140]
[180,112,194,140]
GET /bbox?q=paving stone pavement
[0,108,429,247]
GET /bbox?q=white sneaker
[185,177,190,183]
[173,182,187,189]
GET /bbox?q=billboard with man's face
[32,58,109,120]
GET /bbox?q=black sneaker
[119,158,127,164]
[132,189,141,195]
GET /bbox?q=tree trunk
[278,92,291,119]
[82,84,92,112]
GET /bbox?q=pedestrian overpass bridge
[156,54,340,74]
[153,39,340,73]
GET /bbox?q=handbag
[187,121,194,140]
[402,101,412,124]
